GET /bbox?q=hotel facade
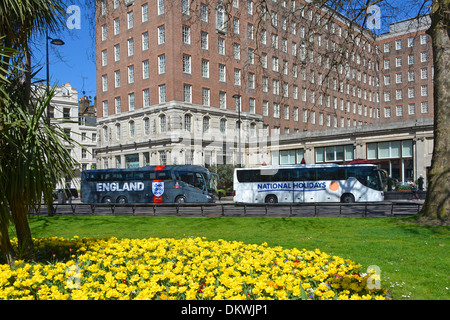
[95,0,434,185]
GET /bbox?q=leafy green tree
[209,164,238,192]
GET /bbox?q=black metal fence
[31,201,423,218]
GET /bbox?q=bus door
[297,168,316,203]
[271,169,293,203]
[293,185,304,202]
[293,169,304,202]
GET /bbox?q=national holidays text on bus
[257,182,327,192]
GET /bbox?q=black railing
[31,201,423,218]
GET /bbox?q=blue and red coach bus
[81,165,218,204]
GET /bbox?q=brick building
[377,15,433,121]
[94,0,434,183]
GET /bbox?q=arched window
[116,123,121,140]
[103,126,109,142]
[143,117,150,135]
[220,118,227,135]
[184,114,192,132]
[250,123,256,137]
[160,114,166,133]
[203,116,210,133]
[129,120,135,138]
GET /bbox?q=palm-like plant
[0,0,77,264]
[0,44,17,265]
[1,83,79,263]
[0,0,66,103]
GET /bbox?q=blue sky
[32,5,97,100]
[29,0,429,104]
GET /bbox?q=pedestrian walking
[410,181,420,201]
[418,176,424,191]
[387,176,393,191]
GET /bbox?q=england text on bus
[81,165,218,204]
[233,164,385,203]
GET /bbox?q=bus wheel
[117,196,128,204]
[175,196,186,204]
[102,196,112,204]
[265,195,278,204]
[341,193,355,203]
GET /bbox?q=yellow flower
[0,236,386,301]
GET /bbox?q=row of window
[102,52,379,106]
[383,68,430,85]
[101,114,256,143]
[100,140,415,176]
[383,102,429,117]
[101,23,378,88]
[100,2,378,82]
[101,0,427,76]
[383,85,429,102]
[383,52,429,69]
[101,109,377,147]
[101,150,173,169]
[102,0,373,48]
[383,34,428,53]
[101,81,381,124]
[275,140,414,165]
[101,106,378,145]
[101,0,362,46]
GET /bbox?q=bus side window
[249,170,259,182]
[346,168,365,185]
[179,172,194,186]
[258,169,277,182]
[272,169,288,182]
[325,167,345,180]
[287,170,298,181]
[134,172,145,180]
[156,171,172,180]
[100,173,111,181]
[299,169,316,181]
[112,173,124,181]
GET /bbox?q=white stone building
[48,83,97,189]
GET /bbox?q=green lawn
[18,215,450,300]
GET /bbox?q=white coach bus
[233,164,386,204]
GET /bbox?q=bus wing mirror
[211,173,220,181]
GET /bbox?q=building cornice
[97,101,264,125]
[277,117,433,146]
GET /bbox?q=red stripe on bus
[155,165,166,171]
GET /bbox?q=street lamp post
[46,29,65,122]
[45,30,64,215]
[232,94,242,168]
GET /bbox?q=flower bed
[0,237,386,300]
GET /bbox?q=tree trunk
[10,199,34,260]
[0,224,16,265]
[420,0,450,223]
